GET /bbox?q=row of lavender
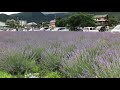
[0,31,120,78]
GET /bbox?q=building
[50,20,56,28]
[0,21,8,29]
[94,14,109,26]
[26,22,37,30]
[27,22,37,26]
[19,20,27,26]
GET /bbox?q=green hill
[84,12,120,18]
[10,12,48,23]
[0,12,120,23]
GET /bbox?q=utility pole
[17,17,19,31]
[32,22,33,31]
[55,14,56,20]
[55,14,56,28]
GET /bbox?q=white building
[27,22,37,26]
[0,21,8,29]
[50,20,56,28]
[19,20,27,26]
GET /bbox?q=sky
[0,12,20,15]
[0,12,68,15]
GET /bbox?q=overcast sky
[0,12,68,15]
[0,12,20,15]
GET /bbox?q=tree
[37,22,42,28]
[55,17,67,27]
[108,16,118,27]
[6,19,19,29]
[67,13,96,31]
[42,22,49,27]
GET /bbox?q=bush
[39,53,63,72]
[62,51,97,78]
[0,71,13,78]
[31,65,40,73]
[43,72,62,78]
[0,52,37,75]
[31,48,45,64]
[24,73,39,78]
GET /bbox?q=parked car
[96,26,106,32]
[52,27,69,31]
[76,27,83,31]
[83,27,99,32]
[76,28,83,31]
[39,27,50,31]
[23,29,28,31]
[29,28,33,31]
[111,25,120,33]
[34,29,40,31]
[11,29,16,31]
[45,28,52,31]
[0,30,3,31]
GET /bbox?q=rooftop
[50,20,56,23]
[94,14,108,18]
[27,22,37,25]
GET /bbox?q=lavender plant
[1,32,120,78]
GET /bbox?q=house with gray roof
[93,14,109,26]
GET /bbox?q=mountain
[10,12,48,23]
[0,12,120,23]
[42,12,68,14]
[46,13,70,20]
[10,12,69,23]
[84,12,120,18]
[0,14,11,22]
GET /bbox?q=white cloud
[0,12,20,15]
[42,12,68,14]
[0,12,68,15]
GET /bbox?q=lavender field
[0,31,120,78]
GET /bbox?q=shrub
[24,73,39,78]
[39,53,63,72]
[43,72,62,78]
[31,65,40,73]
[62,51,97,78]
[0,71,13,78]
[0,52,37,75]
[31,48,45,64]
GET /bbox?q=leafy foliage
[43,72,62,78]
[1,32,120,78]
[56,17,67,27]
[55,13,96,31]
[0,71,13,78]
[6,19,19,28]
[108,16,119,26]
[67,13,96,31]
[0,52,36,75]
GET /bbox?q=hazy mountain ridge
[4,12,69,23]
[0,12,120,23]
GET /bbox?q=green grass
[0,71,13,78]
[43,72,62,78]
[0,52,37,75]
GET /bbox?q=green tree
[6,19,19,29]
[67,13,96,31]
[42,22,49,27]
[108,16,118,27]
[55,17,67,27]
[37,22,42,28]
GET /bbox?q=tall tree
[67,13,96,31]
[55,17,67,27]
[6,19,19,29]
[108,16,119,26]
